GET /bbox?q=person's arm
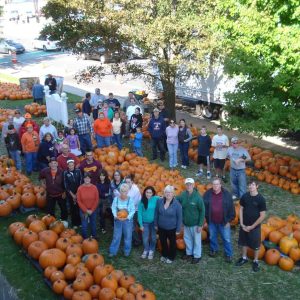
[90,187,100,212]
[239,205,244,228]
[137,202,143,229]
[76,135,81,150]
[184,128,193,142]
[127,198,135,220]
[16,134,22,151]
[21,134,26,152]
[154,199,160,229]
[198,197,205,227]
[76,188,88,213]
[111,198,117,218]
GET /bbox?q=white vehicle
[8,10,19,21]
[33,35,61,51]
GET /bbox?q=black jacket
[63,168,82,195]
[203,188,235,225]
[5,133,22,151]
[37,140,57,164]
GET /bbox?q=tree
[221,0,300,136]
[42,0,224,119]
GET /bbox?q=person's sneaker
[232,195,237,201]
[207,172,211,179]
[225,256,233,263]
[141,251,148,259]
[196,170,203,177]
[181,165,187,169]
[160,256,167,262]
[235,257,248,266]
[252,261,260,272]
[148,251,154,260]
[165,258,173,264]
[181,254,193,261]
[101,228,107,234]
[108,253,115,258]
[191,257,201,264]
[209,251,217,257]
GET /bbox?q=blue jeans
[24,152,37,174]
[9,150,22,170]
[230,168,247,199]
[142,222,156,252]
[179,142,189,166]
[80,209,97,239]
[134,147,143,157]
[95,134,111,148]
[208,223,233,257]
[184,226,202,258]
[167,143,178,167]
[109,219,133,256]
[78,133,93,155]
[113,133,122,150]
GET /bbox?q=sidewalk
[0,272,19,300]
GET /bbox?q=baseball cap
[49,157,57,162]
[26,123,33,128]
[74,108,81,113]
[67,159,75,164]
[185,178,195,184]
[153,108,160,113]
[24,113,32,119]
[231,136,239,143]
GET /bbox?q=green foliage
[222,0,300,136]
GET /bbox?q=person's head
[153,108,160,118]
[36,79,40,84]
[248,180,259,194]
[124,174,134,188]
[143,186,156,200]
[61,144,70,155]
[85,150,94,162]
[130,98,135,104]
[212,177,222,194]
[48,74,53,79]
[108,92,114,99]
[67,159,75,171]
[113,170,122,183]
[99,170,110,184]
[119,183,130,197]
[58,131,64,138]
[157,101,164,109]
[103,101,108,108]
[75,108,82,117]
[201,126,207,135]
[135,107,141,115]
[231,137,239,148]
[14,110,21,118]
[185,178,195,193]
[43,117,50,126]
[169,119,176,127]
[179,119,186,127]
[128,92,134,99]
[26,124,33,132]
[114,111,120,119]
[68,119,74,126]
[95,88,100,95]
[49,157,58,169]
[136,127,141,133]
[7,124,14,134]
[164,185,175,200]
[83,172,92,184]
[7,115,14,124]
[69,128,76,135]
[217,125,223,135]
[24,113,32,121]
[98,111,105,119]
[86,92,91,100]
[44,132,52,142]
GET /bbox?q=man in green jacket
[177,178,205,264]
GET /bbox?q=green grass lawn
[0,99,300,300]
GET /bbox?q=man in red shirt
[80,150,102,185]
[57,144,80,171]
[203,177,235,262]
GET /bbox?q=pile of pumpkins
[0,82,32,100]
[24,103,47,117]
[254,214,300,271]
[0,156,46,217]
[8,215,156,300]
[188,129,300,194]
[0,108,18,130]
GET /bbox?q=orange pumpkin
[39,248,67,269]
[289,247,300,262]
[264,249,281,265]
[279,235,298,255]
[278,256,294,271]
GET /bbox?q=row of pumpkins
[24,102,47,117]
[8,215,156,300]
[0,108,18,130]
[0,82,33,100]
[0,156,47,217]
[256,214,300,271]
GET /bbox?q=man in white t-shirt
[212,125,229,181]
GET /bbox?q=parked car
[33,36,61,51]
[0,39,25,54]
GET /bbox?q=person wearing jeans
[154,185,182,264]
[178,119,193,169]
[76,172,99,239]
[109,183,135,257]
[138,186,160,260]
[177,178,205,264]
[227,136,251,199]
[112,111,124,150]
[93,111,113,148]
[166,120,179,168]
[203,177,236,262]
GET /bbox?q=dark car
[0,39,25,54]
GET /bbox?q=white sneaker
[181,165,187,169]
[165,258,173,264]
[160,256,167,262]
[207,172,211,179]
[232,195,237,200]
[141,251,148,259]
[148,251,154,260]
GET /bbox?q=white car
[33,36,61,51]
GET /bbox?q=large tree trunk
[161,79,176,120]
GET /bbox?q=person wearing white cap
[227,136,251,200]
[177,178,205,264]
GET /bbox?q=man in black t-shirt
[235,180,266,272]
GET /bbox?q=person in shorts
[211,125,229,181]
[196,126,212,179]
[235,180,266,272]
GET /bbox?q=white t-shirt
[112,118,122,134]
[128,184,141,212]
[212,134,229,159]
